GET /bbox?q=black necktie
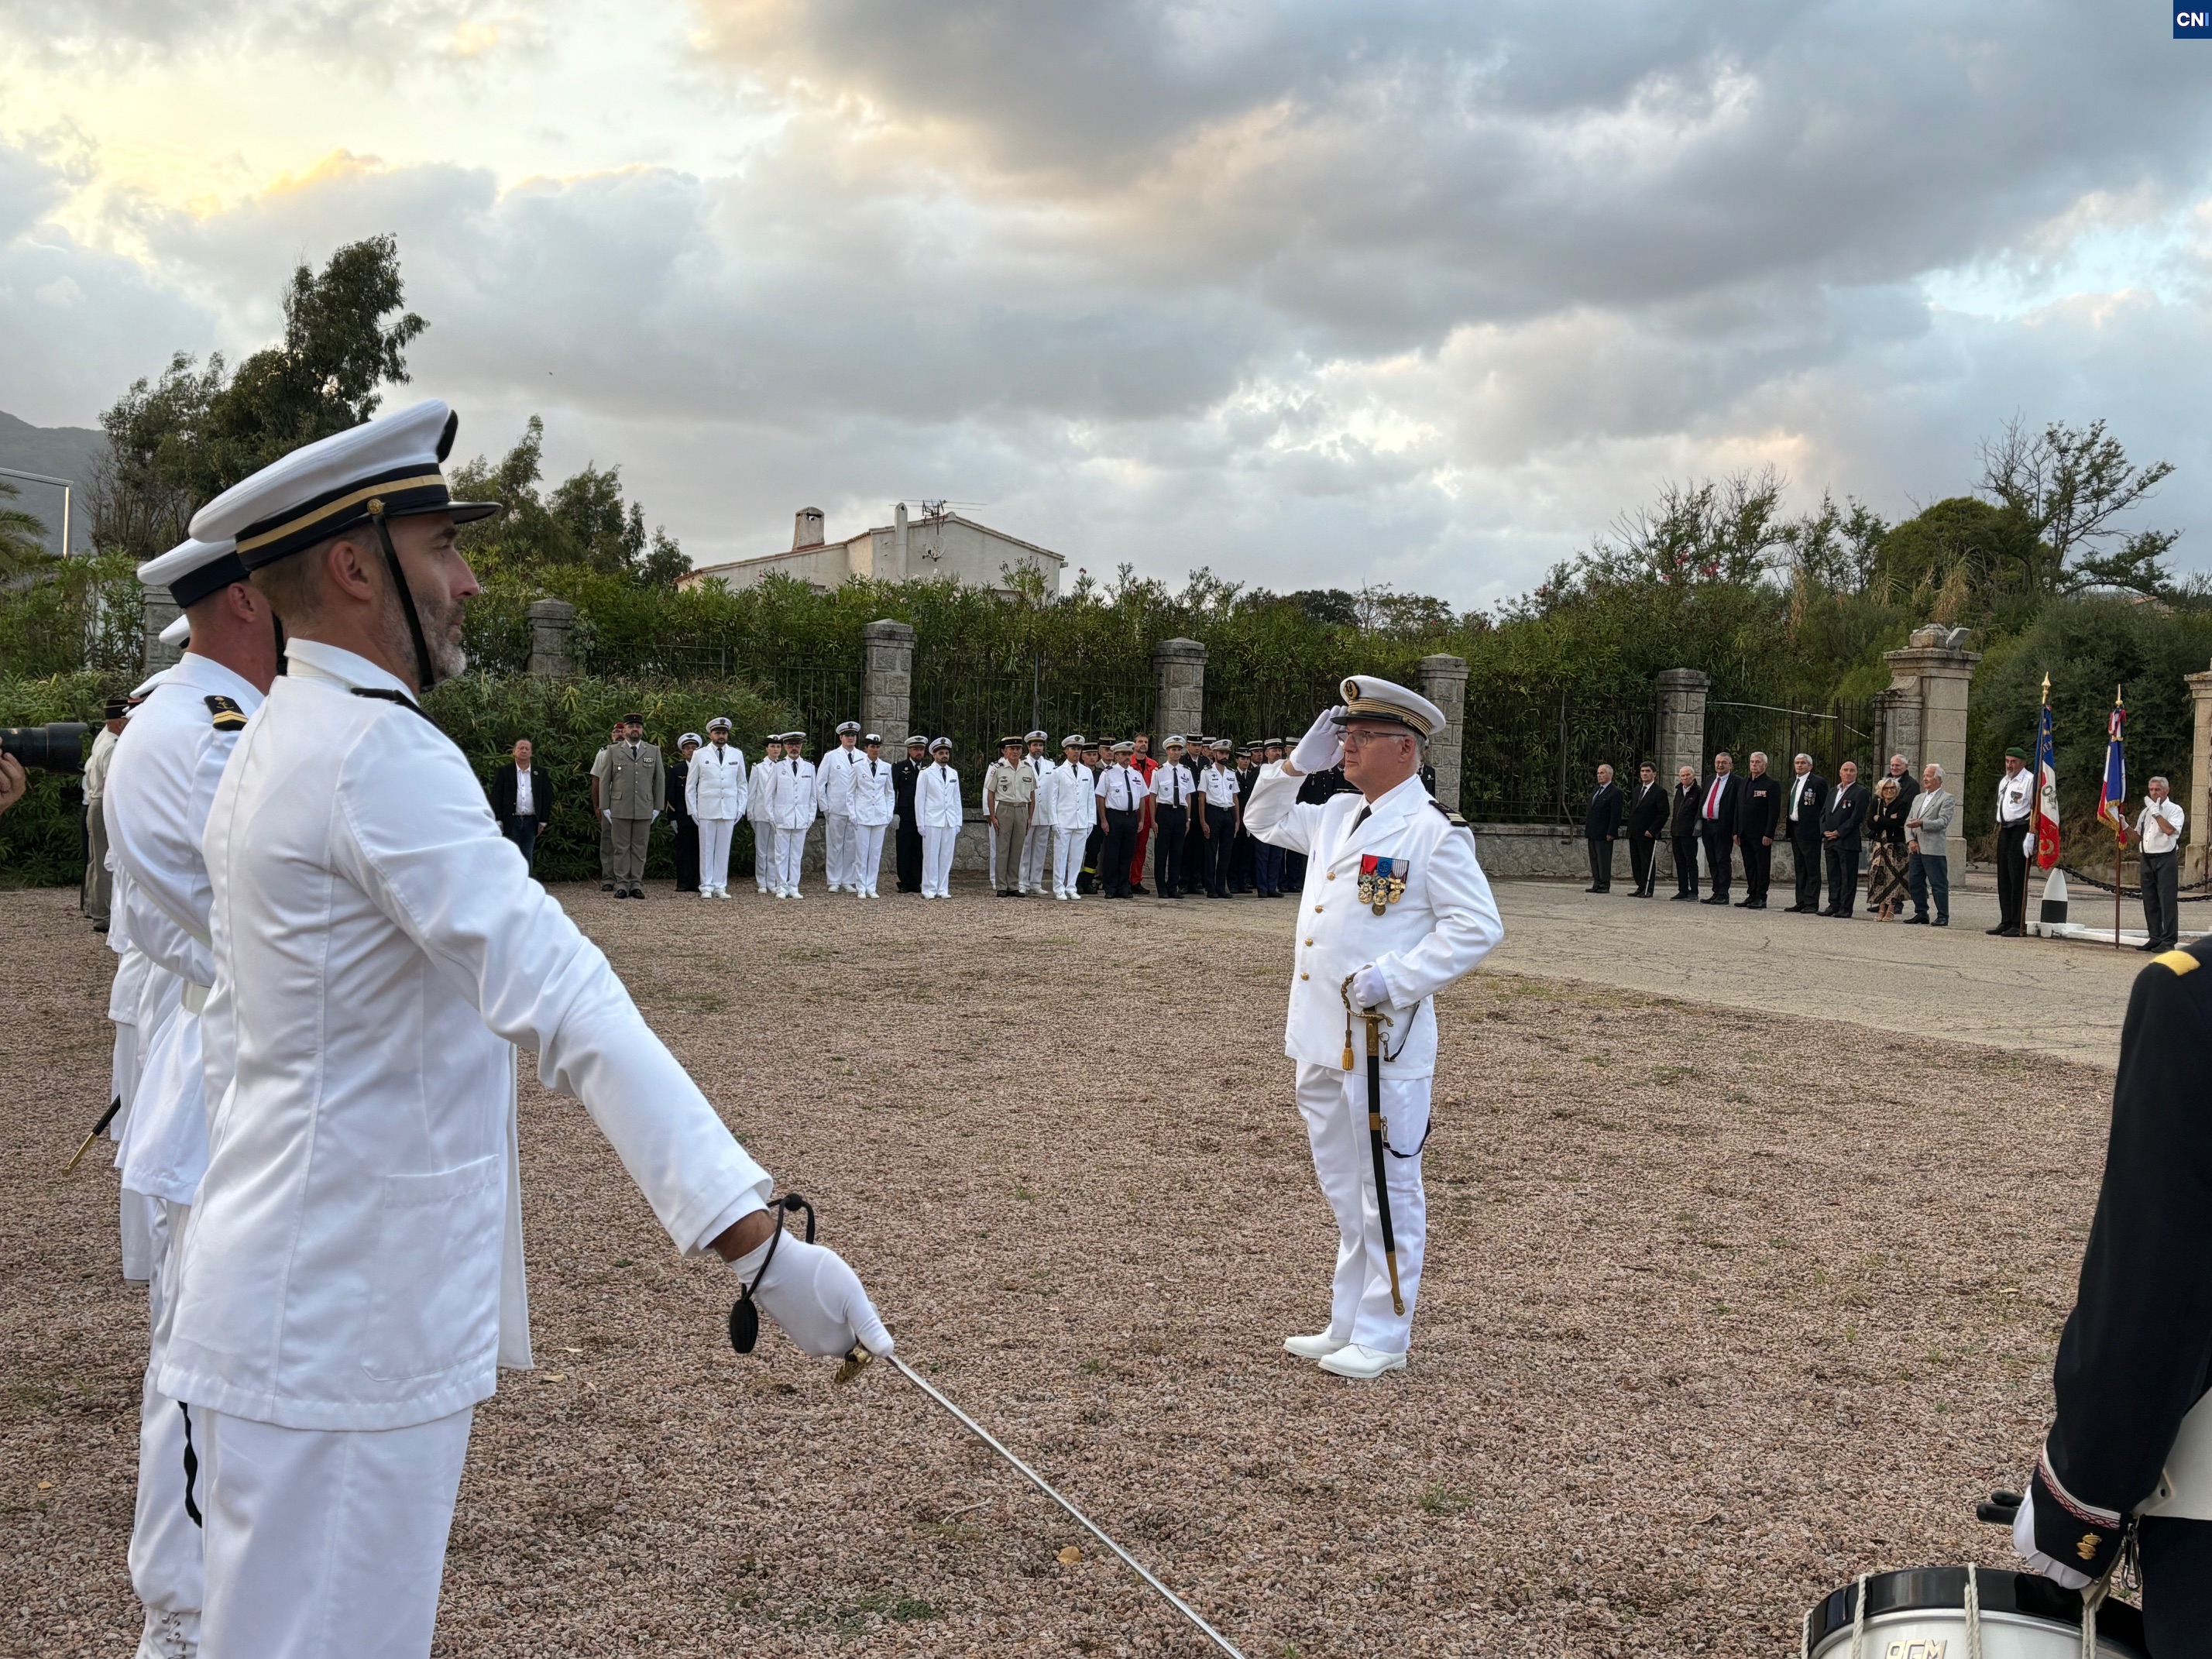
[1352,805,1371,831]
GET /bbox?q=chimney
[793,507,825,550]
[894,502,908,579]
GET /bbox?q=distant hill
[0,410,106,555]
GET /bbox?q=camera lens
[0,722,90,775]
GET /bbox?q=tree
[87,236,424,558]
[448,417,688,587]
[1871,496,2039,621]
[1977,417,2178,598]
[1776,490,1887,595]
[0,479,53,581]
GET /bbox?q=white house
[678,503,1065,595]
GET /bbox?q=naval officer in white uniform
[685,716,747,898]
[166,400,890,1659]
[816,719,867,891]
[104,534,280,1659]
[1244,676,1502,1379]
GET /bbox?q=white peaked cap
[1334,675,1445,738]
[158,613,193,647]
[189,399,500,569]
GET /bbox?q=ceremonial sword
[64,1096,123,1174]
[838,1345,1249,1659]
[1342,976,1405,1316]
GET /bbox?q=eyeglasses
[1341,729,1410,749]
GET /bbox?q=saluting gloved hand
[1352,963,1392,1009]
[2010,1458,2115,1591]
[735,1232,895,1359]
[1290,706,1345,775]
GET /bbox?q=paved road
[1481,875,2145,1068]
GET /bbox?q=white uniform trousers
[774,825,807,892]
[1294,1062,1430,1355]
[1021,820,1051,893]
[112,1018,160,1283]
[921,826,958,897]
[1052,826,1087,897]
[852,823,888,895]
[132,1198,201,1654]
[750,819,775,891]
[198,1405,473,1659]
[984,819,998,887]
[697,819,735,894]
[823,812,854,889]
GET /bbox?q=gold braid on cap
[1337,685,1434,737]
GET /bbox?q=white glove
[2011,1486,2094,1591]
[1290,706,1344,775]
[1352,963,1391,1008]
[737,1233,894,1359]
[603,809,613,823]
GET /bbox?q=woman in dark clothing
[1865,775,1912,920]
[668,733,701,894]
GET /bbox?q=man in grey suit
[595,713,665,898]
[1903,761,1956,927]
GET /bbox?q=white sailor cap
[1024,729,1047,743]
[929,736,953,752]
[706,716,733,732]
[678,731,702,748]
[139,536,248,609]
[781,729,808,743]
[1062,733,1086,747]
[1163,733,1186,747]
[1333,675,1444,738]
[863,731,883,744]
[157,613,192,648]
[189,399,502,571]
[905,733,929,747]
[836,720,861,735]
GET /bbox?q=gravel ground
[1,877,2119,1657]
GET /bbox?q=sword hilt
[64,1096,123,1173]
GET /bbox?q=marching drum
[1803,1568,2145,1658]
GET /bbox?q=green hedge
[0,672,131,888]
[1,670,795,889]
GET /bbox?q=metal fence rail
[911,651,1152,802]
[1705,698,1879,780]
[1460,684,1657,824]
[1205,668,1348,749]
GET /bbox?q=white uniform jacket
[915,762,963,830]
[747,758,779,825]
[104,653,263,1206]
[768,756,819,832]
[816,745,867,816]
[685,743,747,822]
[1244,768,1503,1080]
[163,639,771,1432]
[849,756,896,827]
[1041,761,1094,830]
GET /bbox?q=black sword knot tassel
[728,1192,814,1355]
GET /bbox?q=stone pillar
[143,592,183,676]
[1417,653,1469,808]
[527,598,579,678]
[1654,669,1710,785]
[2186,662,2212,884]
[863,618,916,745]
[1153,637,1206,742]
[1883,625,1982,895]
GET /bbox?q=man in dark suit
[1696,752,1740,905]
[1624,761,1667,896]
[892,735,928,893]
[487,737,552,875]
[1734,751,1782,909]
[1781,752,1826,913]
[1582,764,1623,892]
[1668,764,1702,900]
[666,733,699,893]
[1820,760,1869,917]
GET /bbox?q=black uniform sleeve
[2048,950,2212,1517]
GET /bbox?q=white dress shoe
[1317,1343,1407,1379]
[1283,1331,1349,1360]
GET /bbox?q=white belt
[180,981,211,1015]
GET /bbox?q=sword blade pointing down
[885,1353,1248,1659]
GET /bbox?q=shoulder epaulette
[2153,946,2205,977]
[348,687,435,723]
[204,695,249,731]
[1429,800,1468,827]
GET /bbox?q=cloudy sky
[2,1,2207,606]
